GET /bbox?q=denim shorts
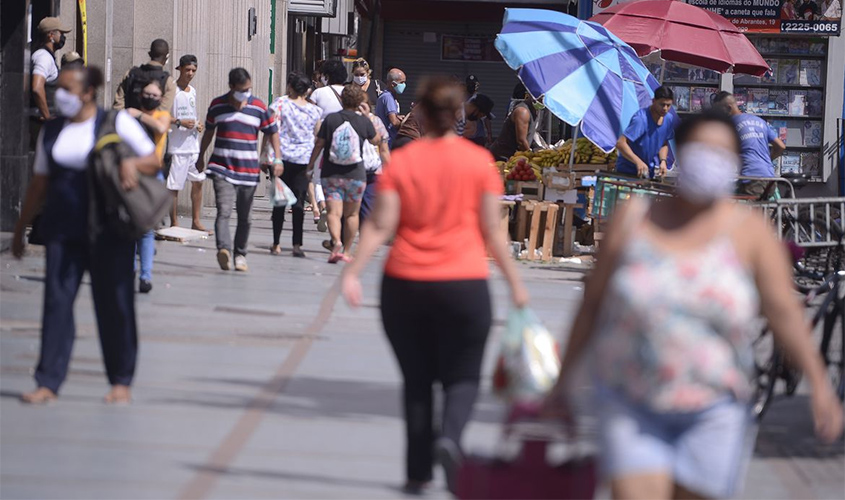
[321,177,366,203]
[595,386,757,499]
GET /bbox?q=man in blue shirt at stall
[713,91,786,198]
[615,86,678,179]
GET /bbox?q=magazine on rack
[781,152,802,174]
[769,90,789,115]
[762,59,778,84]
[770,119,789,142]
[786,39,810,55]
[746,88,770,115]
[806,90,823,117]
[779,59,800,85]
[672,86,690,112]
[803,121,823,147]
[789,90,808,116]
[664,61,690,81]
[690,87,716,112]
[800,60,822,86]
[734,89,748,113]
[801,152,820,177]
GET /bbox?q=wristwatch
[175,119,182,128]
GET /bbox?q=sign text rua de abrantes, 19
[686,0,841,35]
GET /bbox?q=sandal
[328,243,345,264]
[270,245,282,255]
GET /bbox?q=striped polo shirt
[205,93,278,186]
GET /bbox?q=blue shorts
[595,387,756,499]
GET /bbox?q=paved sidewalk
[1,208,842,499]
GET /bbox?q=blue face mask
[394,82,406,95]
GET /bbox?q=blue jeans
[136,230,155,281]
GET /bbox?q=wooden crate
[506,180,544,201]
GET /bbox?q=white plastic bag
[269,176,297,208]
[493,308,561,403]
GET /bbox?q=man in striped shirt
[197,68,281,272]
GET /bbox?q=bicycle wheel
[821,298,845,401]
[751,327,780,420]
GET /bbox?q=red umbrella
[590,0,769,76]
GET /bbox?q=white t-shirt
[169,84,200,154]
[31,48,59,82]
[33,110,156,175]
[310,85,345,118]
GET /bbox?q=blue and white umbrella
[495,8,663,154]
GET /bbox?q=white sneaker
[234,255,248,272]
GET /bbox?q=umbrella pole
[569,124,580,169]
[660,59,666,85]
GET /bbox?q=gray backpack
[89,110,171,241]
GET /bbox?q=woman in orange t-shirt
[341,77,529,495]
[126,79,169,293]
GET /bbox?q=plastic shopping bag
[493,308,561,403]
[269,176,297,208]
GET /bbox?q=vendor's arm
[616,135,649,178]
[770,138,786,160]
[657,144,670,178]
[513,106,532,151]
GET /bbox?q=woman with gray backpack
[306,84,380,263]
[12,65,160,405]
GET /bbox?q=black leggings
[272,162,310,246]
[380,275,492,482]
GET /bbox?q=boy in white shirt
[167,54,209,232]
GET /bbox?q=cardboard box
[543,171,576,191]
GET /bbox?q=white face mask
[55,87,83,117]
[320,76,328,86]
[353,75,367,86]
[232,89,251,102]
[676,142,741,204]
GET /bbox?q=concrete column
[0,0,32,231]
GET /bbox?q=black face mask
[54,33,66,51]
[140,96,161,111]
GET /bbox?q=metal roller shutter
[383,21,520,137]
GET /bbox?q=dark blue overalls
[36,110,138,393]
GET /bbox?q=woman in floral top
[547,113,842,500]
[264,73,322,257]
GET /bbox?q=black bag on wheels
[89,110,171,241]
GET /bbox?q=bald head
[387,69,406,83]
[386,68,407,96]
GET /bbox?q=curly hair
[340,84,366,109]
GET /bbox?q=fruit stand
[497,139,620,260]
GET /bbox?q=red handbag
[456,422,597,500]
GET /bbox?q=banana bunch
[555,138,617,165]
[532,148,567,168]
